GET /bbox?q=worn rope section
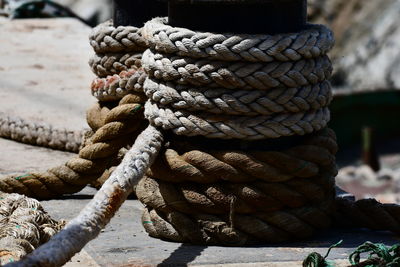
[142,18,334,62]
[0,192,65,265]
[0,94,146,199]
[0,113,85,153]
[5,125,163,267]
[136,128,338,244]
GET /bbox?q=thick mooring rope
[5,125,163,267]
[0,192,65,265]
[0,95,146,199]
[0,113,84,153]
[137,129,338,245]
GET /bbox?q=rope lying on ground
[0,113,84,153]
[0,94,146,199]
[303,241,400,267]
[0,192,65,265]
[5,125,163,267]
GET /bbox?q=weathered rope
[91,67,147,102]
[303,241,400,267]
[144,78,333,116]
[0,113,84,153]
[334,197,400,234]
[0,94,147,200]
[136,128,337,245]
[0,192,65,265]
[142,18,335,63]
[89,20,147,54]
[89,52,143,78]
[142,49,333,90]
[5,125,163,267]
[140,17,333,141]
[145,101,330,140]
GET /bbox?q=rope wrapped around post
[127,17,337,244]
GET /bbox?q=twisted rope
[0,113,84,153]
[142,18,335,63]
[148,128,338,184]
[335,197,400,234]
[136,128,337,244]
[0,94,146,199]
[6,125,163,267]
[0,192,65,265]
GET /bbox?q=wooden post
[362,127,381,172]
[113,0,306,34]
[168,0,307,34]
[113,0,168,27]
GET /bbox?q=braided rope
[143,49,333,90]
[145,101,330,140]
[0,193,65,265]
[91,67,147,102]
[89,52,143,78]
[89,20,147,54]
[0,113,84,153]
[142,18,335,63]
[144,78,333,116]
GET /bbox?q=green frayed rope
[303,240,342,267]
[349,242,400,267]
[303,241,400,267]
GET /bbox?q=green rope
[349,242,400,267]
[303,241,400,267]
[303,240,343,267]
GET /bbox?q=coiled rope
[0,192,65,265]
[4,17,400,266]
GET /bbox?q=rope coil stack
[0,192,65,265]
[130,17,339,244]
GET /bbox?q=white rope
[5,125,163,267]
